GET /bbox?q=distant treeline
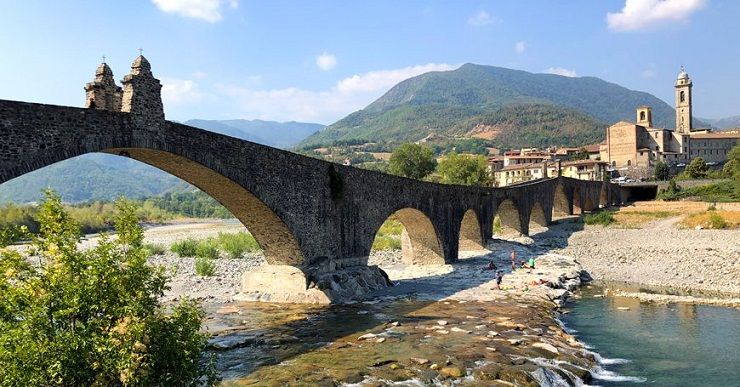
[0,191,234,236]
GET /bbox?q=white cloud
[151,0,238,22]
[606,0,707,32]
[215,63,459,123]
[515,41,527,54]
[316,53,337,71]
[544,67,577,77]
[468,10,496,26]
[161,77,205,105]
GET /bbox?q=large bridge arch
[458,209,485,251]
[105,148,304,265]
[493,199,524,236]
[370,208,444,265]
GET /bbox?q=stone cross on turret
[120,55,165,125]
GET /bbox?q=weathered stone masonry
[0,57,620,302]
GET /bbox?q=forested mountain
[299,63,707,148]
[186,119,323,149]
[700,115,740,130]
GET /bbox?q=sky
[0,0,738,124]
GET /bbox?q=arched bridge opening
[492,199,523,238]
[458,209,486,253]
[370,208,444,265]
[0,146,305,266]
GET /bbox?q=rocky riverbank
[546,218,740,297]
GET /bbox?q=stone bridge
[0,57,621,302]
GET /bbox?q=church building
[601,68,739,170]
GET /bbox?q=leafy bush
[0,191,215,386]
[195,257,216,276]
[685,157,708,179]
[144,243,167,256]
[218,232,260,258]
[493,215,503,235]
[372,235,402,250]
[195,239,220,260]
[708,212,728,229]
[171,238,199,257]
[584,211,616,226]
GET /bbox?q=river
[560,285,740,386]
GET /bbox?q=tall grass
[217,232,260,258]
[195,257,216,276]
[171,238,199,257]
[584,211,616,226]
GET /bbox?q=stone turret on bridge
[121,55,165,125]
[84,54,165,126]
[84,61,122,111]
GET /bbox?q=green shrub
[372,235,402,250]
[218,232,260,258]
[195,257,216,276]
[708,212,727,229]
[584,211,616,226]
[493,215,503,235]
[171,238,198,257]
[195,239,220,260]
[144,243,166,256]
[0,191,215,386]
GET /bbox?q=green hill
[0,154,187,204]
[186,119,323,149]
[299,63,704,149]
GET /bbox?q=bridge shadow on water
[205,217,585,382]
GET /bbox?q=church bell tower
[675,66,692,133]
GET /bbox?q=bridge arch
[458,209,485,251]
[372,208,444,265]
[1,140,305,265]
[553,183,571,217]
[493,199,523,236]
[529,201,548,228]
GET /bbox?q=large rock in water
[235,264,393,304]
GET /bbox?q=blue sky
[0,0,737,124]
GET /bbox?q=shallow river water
[561,285,740,386]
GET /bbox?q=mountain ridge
[299,63,709,149]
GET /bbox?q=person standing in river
[510,251,517,271]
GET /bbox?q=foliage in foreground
[0,191,215,386]
[584,210,616,226]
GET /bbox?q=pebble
[437,320,448,326]
[357,333,377,340]
[451,327,471,334]
[410,357,430,365]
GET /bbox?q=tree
[654,161,670,181]
[0,191,216,386]
[685,157,708,179]
[388,143,437,180]
[437,152,492,186]
[574,147,590,160]
[725,145,740,180]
